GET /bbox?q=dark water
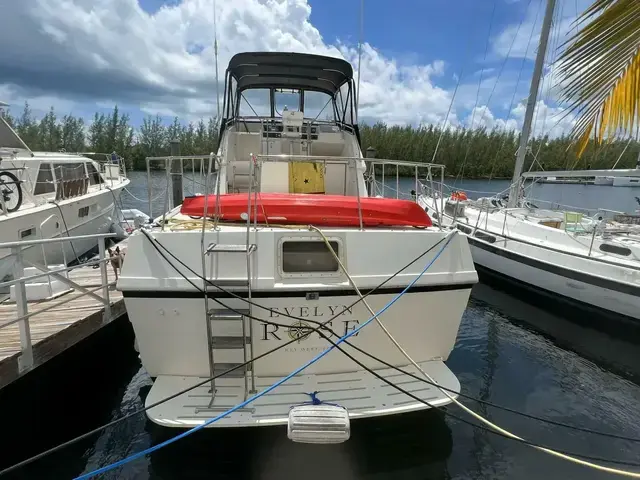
[2,175,640,479]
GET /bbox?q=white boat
[418,0,640,326]
[612,176,640,187]
[419,186,640,323]
[0,107,130,283]
[117,52,478,430]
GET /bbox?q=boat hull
[118,221,477,427]
[417,195,640,324]
[0,183,128,282]
[123,287,472,378]
[467,236,640,324]
[123,287,472,427]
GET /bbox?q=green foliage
[360,122,640,178]
[3,102,220,171]
[3,103,639,176]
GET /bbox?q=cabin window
[457,224,473,235]
[86,162,103,185]
[282,241,340,273]
[336,82,354,126]
[275,88,301,115]
[599,243,631,256]
[303,91,334,122]
[33,163,55,195]
[238,88,271,117]
[474,231,497,244]
[19,227,35,239]
[54,162,89,199]
[78,206,89,218]
[54,162,86,181]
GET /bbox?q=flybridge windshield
[221,52,358,133]
[237,87,348,124]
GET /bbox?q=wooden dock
[0,239,128,390]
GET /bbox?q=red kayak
[180,193,432,228]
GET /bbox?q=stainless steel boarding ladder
[205,242,257,406]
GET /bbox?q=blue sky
[0,0,586,136]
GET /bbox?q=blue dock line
[75,232,456,479]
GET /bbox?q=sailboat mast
[507,0,556,208]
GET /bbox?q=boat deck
[0,239,128,389]
[145,360,459,428]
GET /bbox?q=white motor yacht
[117,52,478,430]
[0,109,130,284]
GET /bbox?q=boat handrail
[57,151,129,187]
[254,153,445,169]
[254,154,446,222]
[0,232,116,250]
[143,153,446,226]
[0,153,128,217]
[0,233,119,373]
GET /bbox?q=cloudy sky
[0,0,590,136]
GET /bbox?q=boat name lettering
[260,319,360,341]
[268,305,353,318]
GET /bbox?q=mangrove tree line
[3,103,639,178]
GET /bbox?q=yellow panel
[288,162,325,194]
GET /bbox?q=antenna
[214,0,221,120]
[356,0,364,120]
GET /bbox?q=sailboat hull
[467,236,640,328]
[417,196,640,329]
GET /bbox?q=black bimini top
[227,52,354,96]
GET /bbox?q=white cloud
[463,99,576,140]
[513,100,576,138]
[0,0,578,141]
[492,0,593,61]
[465,105,519,132]
[0,0,458,128]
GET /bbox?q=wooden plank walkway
[0,241,128,389]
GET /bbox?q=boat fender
[451,191,468,201]
[287,391,350,444]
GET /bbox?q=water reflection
[147,409,453,480]
[471,282,640,381]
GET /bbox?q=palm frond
[556,0,640,156]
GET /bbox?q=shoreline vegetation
[3,103,639,179]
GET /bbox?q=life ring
[450,190,468,201]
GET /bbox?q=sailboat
[418,0,640,326]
